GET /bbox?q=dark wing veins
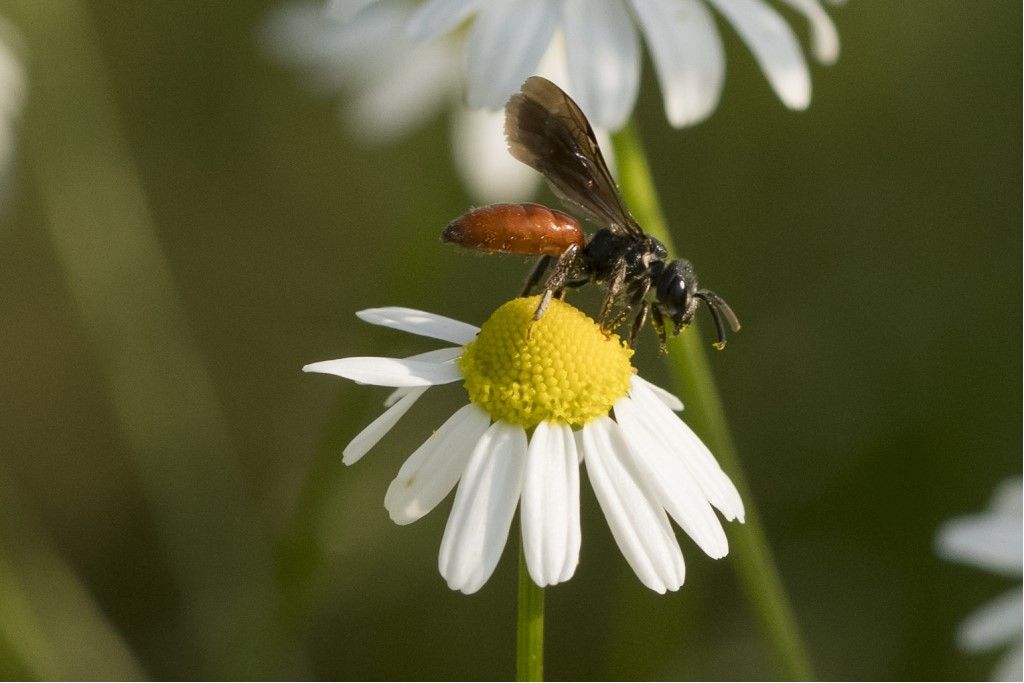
[504,76,644,239]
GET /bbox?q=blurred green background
[0,0,1019,679]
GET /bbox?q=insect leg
[521,255,553,297]
[650,303,668,354]
[628,302,650,347]
[605,270,651,338]
[623,278,653,346]
[598,258,628,329]
[533,244,580,323]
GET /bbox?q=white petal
[347,39,456,142]
[581,417,685,593]
[325,0,381,23]
[303,355,462,386]
[439,422,527,594]
[451,104,542,203]
[993,643,1024,683]
[614,397,729,558]
[630,0,725,127]
[594,127,618,178]
[407,0,481,41]
[573,429,585,464]
[632,375,683,411]
[629,377,745,521]
[343,387,428,465]
[936,480,1023,577]
[464,0,563,110]
[262,1,404,85]
[561,0,640,130]
[957,588,1024,653]
[991,478,1023,516]
[521,422,582,587]
[535,31,570,86]
[777,0,839,65]
[707,0,811,110]
[404,347,465,364]
[937,518,1023,577]
[383,387,412,407]
[0,27,23,120]
[384,403,490,524]
[380,349,461,407]
[357,307,479,345]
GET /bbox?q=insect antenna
[695,290,741,350]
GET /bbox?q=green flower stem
[611,120,814,681]
[516,535,544,681]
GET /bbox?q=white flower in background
[263,0,841,200]
[936,478,1023,681]
[304,297,744,594]
[0,19,25,195]
[262,0,543,202]
[400,0,841,129]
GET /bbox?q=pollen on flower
[459,296,635,429]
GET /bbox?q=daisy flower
[936,478,1023,681]
[403,0,842,129]
[304,296,744,594]
[262,0,841,198]
[266,0,842,134]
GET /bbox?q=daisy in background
[304,296,744,594]
[936,478,1023,681]
[394,0,841,128]
[262,0,842,199]
[262,0,543,202]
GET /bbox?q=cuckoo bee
[443,76,739,350]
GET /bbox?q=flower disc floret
[459,296,635,429]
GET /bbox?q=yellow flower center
[459,296,635,429]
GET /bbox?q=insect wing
[504,76,643,238]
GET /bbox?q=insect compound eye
[672,280,690,317]
[674,275,687,298]
[656,273,688,318]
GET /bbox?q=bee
[442,76,740,351]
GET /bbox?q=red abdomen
[442,203,585,257]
